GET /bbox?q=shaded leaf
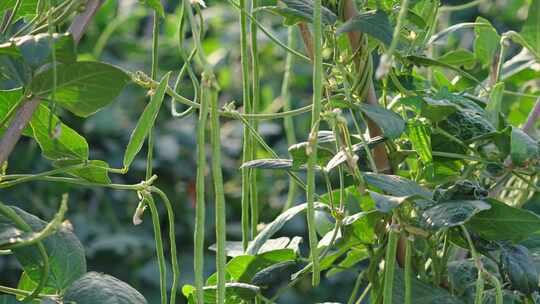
[268,0,337,25]
[336,10,393,47]
[473,17,500,67]
[368,191,409,213]
[53,160,112,184]
[363,172,433,199]
[393,267,464,303]
[510,127,539,167]
[324,136,386,171]
[357,103,405,139]
[501,244,539,294]
[467,199,540,242]
[422,200,490,229]
[123,73,170,169]
[438,49,477,68]
[31,62,130,117]
[64,272,147,304]
[405,55,481,85]
[138,0,165,17]
[182,283,259,304]
[0,33,76,68]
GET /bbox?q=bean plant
[0,0,540,303]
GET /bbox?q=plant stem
[306,0,323,287]
[145,194,168,304]
[383,223,399,304]
[209,78,227,304]
[404,236,413,304]
[282,27,297,211]
[249,0,260,240]
[522,96,540,134]
[238,0,252,251]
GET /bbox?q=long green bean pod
[383,224,399,304]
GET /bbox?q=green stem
[461,226,485,304]
[404,236,413,304]
[209,79,227,304]
[306,0,323,287]
[383,223,399,304]
[347,271,364,304]
[151,187,180,304]
[145,194,167,304]
[238,0,251,251]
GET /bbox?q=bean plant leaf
[138,0,165,17]
[500,244,540,294]
[467,198,540,242]
[288,141,334,169]
[519,0,540,59]
[421,200,491,229]
[268,0,337,25]
[368,191,410,213]
[392,267,464,304]
[438,49,477,69]
[357,103,405,139]
[241,158,295,170]
[404,55,482,85]
[486,82,504,129]
[342,211,381,244]
[0,89,32,137]
[31,62,130,117]
[123,73,170,169]
[246,202,329,255]
[473,17,500,67]
[1,206,87,291]
[324,136,386,172]
[0,33,76,67]
[363,172,433,199]
[64,272,148,304]
[0,296,18,304]
[53,159,112,184]
[510,127,539,167]
[182,283,259,304]
[29,104,89,160]
[336,10,393,47]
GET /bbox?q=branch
[298,23,314,61]
[522,96,540,134]
[0,0,104,165]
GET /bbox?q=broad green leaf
[510,127,539,167]
[0,223,30,248]
[0,56,32,86]
[269,0,337,25]
[467,199,540,242]
[288,141,334,169]
[0,296,18,304]
[53,160,112,184]
[246,202,329,255]
[400,96,458,122]
[342,210,381,244]
[501,244,539,294]
[336,10,393,47]
[363,172,433,199]
[29,104,89,160]
[64,272,147,304]
[473,17,500,67]
[422,200,490,229]
[519,0,540,60]
[407,119,432,164]
[0,33,76,68]
[357,103,405,139]
[209,237,301,257]
[326,247,369,277]
[123,73,170,169]
[138,0,165,17]
[182,282,259,304]
[368,191,409,213]
[447,258,499,296]
[0,206,87,291]
[324,136,386,171]
[31,62,130,117]
[251,260,297,286]
[438,49,477,69]
[486,82,504,129]
[16,272,56,300]
[392,267,464,304]
[405,55,481,85]
[0,89,32,137]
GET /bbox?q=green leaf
[16,272,56,300]
[246,202,329,255]
[64,272,147,304]
[326,247,369,277]
[182,283,259,304]
[368,191,409,213]
[0,295,18,304]
[342,211,381,244]
[486,82,504,129]
[363,172,433,199]
[447,258,499,296]
[251,260,297,286]
[0,223,30,248]
[270,0,337,25]
[501,244,539,294]
[0,89,32,137]
[357,103,405,139]
[209,237,301,257]
[467,199,540,242]
[29,104,89,160]
[138,0,165,17]
[0,33,76,68]
[422,200,490,229]
[324,136,386,172]
[438,49,477,69]
[0,206,87,291]
[31,62,130,117]
[405,55,482,85]
[510,127,539,167]
[53,160,112,184]
[336,10,393,47]
[241,158,295,170]
[519,0,540,60]
[123,73,170,169]
[473,17,501,67]
[400,95,458,122]
[288,141,334,169]
[392,267,464,304]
